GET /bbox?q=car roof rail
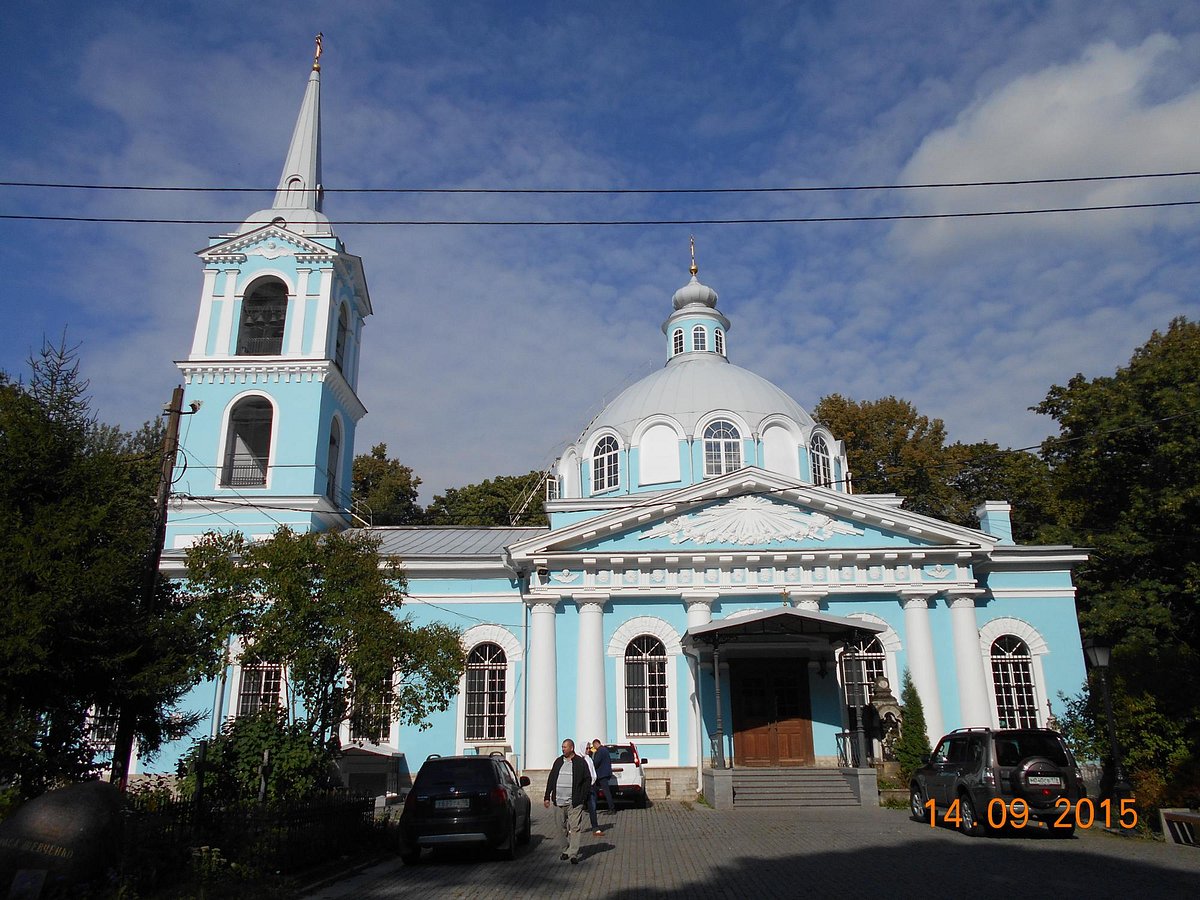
[425,753,442,760]
[948,727,992,734]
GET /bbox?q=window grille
[465,643,507,742]
[672,329,684,356]
[991,635,1039,728]
[592,435,620,492]
[840,637,885,706]
[238,663,283,716]
[88,705,121,745]
[350,677,392,744]
[625,636,668,736]
[703,420,741,477]
[810,434,833,487]
[692,325,707,352]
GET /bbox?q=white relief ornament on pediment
[247,238,298,260]
[638,496,865,546]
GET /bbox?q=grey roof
[352,526,547,558]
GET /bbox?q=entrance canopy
[683,608,884,652]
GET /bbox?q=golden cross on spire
[313,33,324,71]
[689,234,698,276]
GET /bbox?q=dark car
[605,743,648,808]
[910,727,1085,837]
[398,754,532,863]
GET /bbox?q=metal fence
[120,792,378,892]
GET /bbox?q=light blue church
[151,57,1088,805]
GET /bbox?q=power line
[4,198,1199,227]
[3,169,1200,194]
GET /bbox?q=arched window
[991,635,1038,728]
[592,435,620,493]
[703,420,741,477]
[714,328,725,356]
[349,674,393,744]
[222,397,273,486]
[625,636,668,735]
[840,636,886,706]
[810,433,833,487]
[334,305,349,371]
[326,418,342,504]
[236,280,288,355]
[465,643,507,741]
[672,328,684,356]
[692,325,707,352]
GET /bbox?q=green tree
[1035,316,1200,802]
[424,470,549,527]
[0,340,204,799]
[895,670,932,783]
[945,442,1054,542]
[178,709,339,806]
[183,528,464,748]
[351,443,425,525]
[813,394,961,520]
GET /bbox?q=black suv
[910,727,1085,837]
[398,754,532,863]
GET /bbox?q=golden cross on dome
[689,234,698,276]
[313,33,324,71]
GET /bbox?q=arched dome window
[714,328,725,356]
[692,325,707,352]
[672,328,684,356]
[592,435,620,493]
[703,420,741,477]
[810,434,833,487]
[237,279,288,356]
[222,397,273,486]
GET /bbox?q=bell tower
[166,42,371,549]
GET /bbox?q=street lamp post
[1081,637,1133,800]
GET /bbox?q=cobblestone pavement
[304,802,1200,900]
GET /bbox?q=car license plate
[1028,775,1061,786]
[435,798,470,809]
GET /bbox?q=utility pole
[109,385,185,789]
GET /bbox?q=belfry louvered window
[625,636,668,736]
[465,643,507,741]
[991,635,1039,728]
[236,279,288,355]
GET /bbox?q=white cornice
[198,224,336,262]
[175,358,367,420]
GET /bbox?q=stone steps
[732,768,861,807]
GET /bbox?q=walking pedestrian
[591,738,617,814]
[544,739,592,864]
[585,742,602,835]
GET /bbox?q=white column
[901,593,944,743]
[525,600,559,769]
[683,593,715,787]
[311,268,334,359]
[574,594,609,746]
[217,267,239,355]
[948,592,993,727]
[287,269,309,356]
[191,268,219,357]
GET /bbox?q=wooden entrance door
[731,662,814,766]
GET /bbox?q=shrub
[895,670,932,783]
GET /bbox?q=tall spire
[272,35,324,213]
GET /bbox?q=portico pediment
[197,224,336,263]
[510,468,992,560]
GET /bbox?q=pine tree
[895,670,932,782]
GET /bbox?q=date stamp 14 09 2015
[925,797,1138,830]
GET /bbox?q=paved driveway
[305,802,1200,899]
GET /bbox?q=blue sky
[3,1,1199,501]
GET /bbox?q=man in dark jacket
[544,739,592,863]
[591,739,616,813]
